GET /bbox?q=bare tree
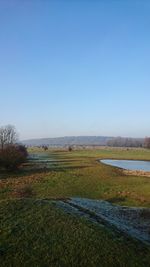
[144,137,150,149]
[0,125,18,150]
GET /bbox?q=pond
[100,159,150,172]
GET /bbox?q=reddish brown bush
[0,144,28,171]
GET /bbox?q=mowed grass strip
[1,199,150,267]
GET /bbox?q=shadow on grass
[0,164,92,180]
[106,197,126,204]
[22,164,92,174]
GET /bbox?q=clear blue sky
[0,0,150,140]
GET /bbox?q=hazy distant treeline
[107,137,144,148]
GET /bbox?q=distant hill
[22,135,145,148]
[22,136,114,147]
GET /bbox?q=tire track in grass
[55,198,150,245]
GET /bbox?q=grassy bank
[1,199,150,267]
[0,147,150,266]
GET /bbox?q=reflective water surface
[101,159,150,171]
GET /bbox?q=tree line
[107,136,150,148]
[107,137,143,148]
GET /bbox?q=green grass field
[0,147,150,266]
